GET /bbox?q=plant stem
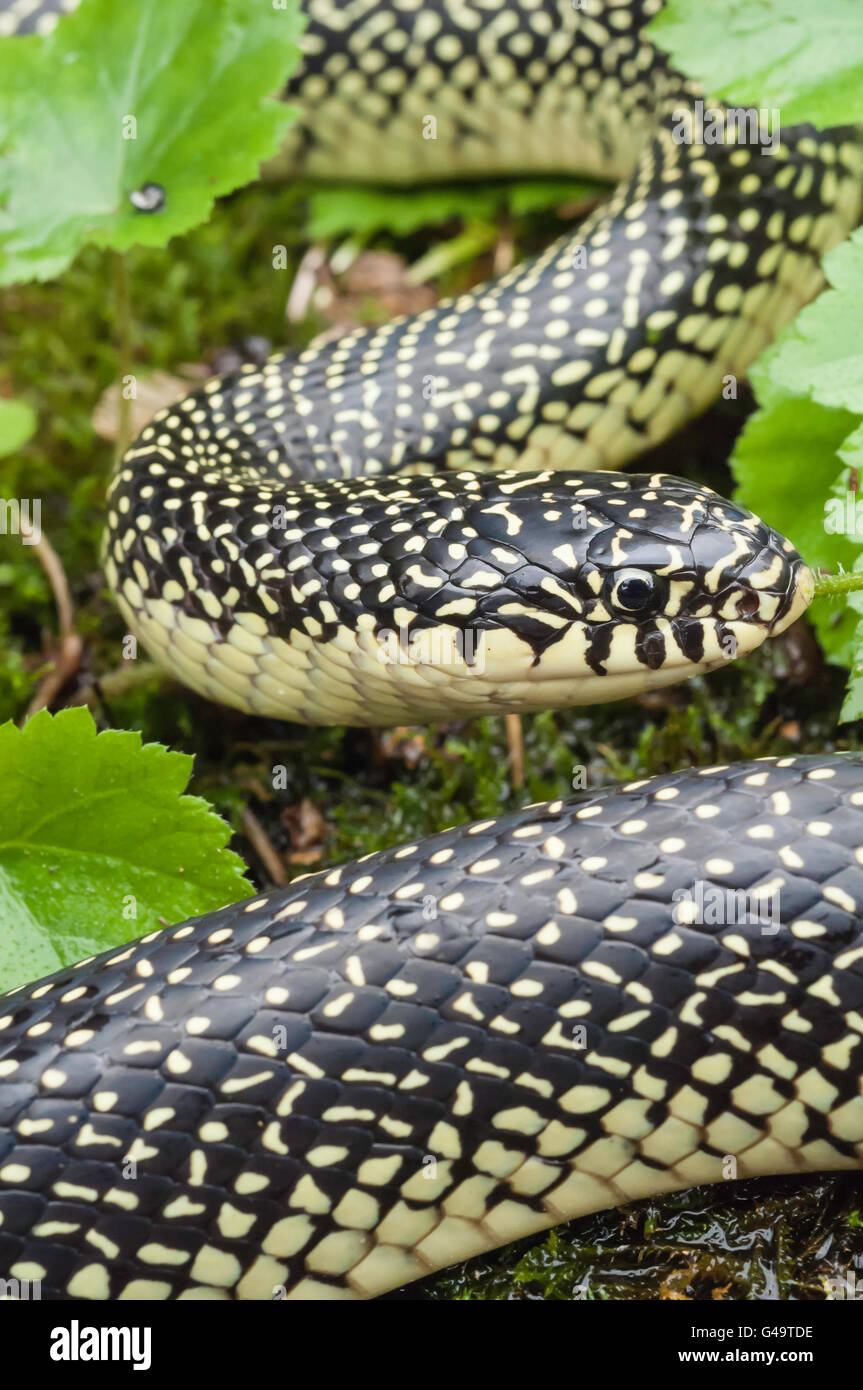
[112,250,133,463]
[408,223,498,284]
[814,571,863,599]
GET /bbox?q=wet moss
[411,1174,863,1301]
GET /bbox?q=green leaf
[307,177,602,240]
[837,547,863,722]
[733,398,862,667]
[734,399,861,566]
[0,398,36,456]
[732,230,863,698]
[749,229,863,415]
[650,0,863,127]
[0,0,305,287]
[506,179,600,217]
[841,632,863,720]
[308,184,503,240]
[840,630,863,723]
[0,708,249,992]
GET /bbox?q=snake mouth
[769,562,815,636]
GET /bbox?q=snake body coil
[2,0,863,1299]
[96,0,860,724]
[3,756,863,1299]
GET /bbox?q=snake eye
[608,567,663,616]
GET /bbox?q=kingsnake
[2,0,863,1300]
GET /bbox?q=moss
[411,1174,863,1301]
[2,178,863,1300]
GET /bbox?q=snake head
[456,470,814,711]
[103,463,813,725]
[582,470,813,658]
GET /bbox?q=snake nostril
[736,591,761,619]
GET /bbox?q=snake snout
[731,539,814,638]
[686,501,812,637]
[770,557,815,633]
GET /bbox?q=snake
[2,0,863,1300]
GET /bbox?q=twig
[24,524,82,717]
[26,634,83,718]
[494,218,515,276]
[242,805,288,885]
[27,528,74,638]
[505,712,525,789]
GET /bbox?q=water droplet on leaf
[129,183,166,213]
